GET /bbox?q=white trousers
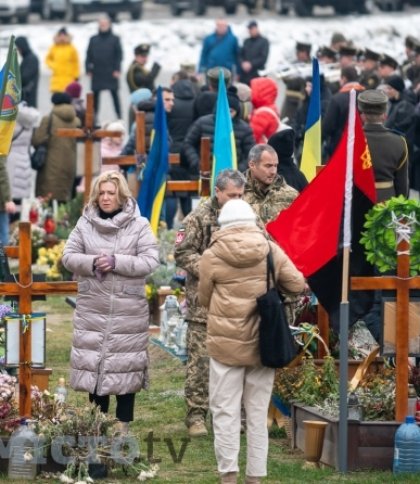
[209,358,275,477]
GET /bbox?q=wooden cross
[0,223,77,416]
[351,235,420,421]
[102,110,211,197]
[56,92,123,205]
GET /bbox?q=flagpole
[338,89,356,473]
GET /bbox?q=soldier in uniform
[358,89,408,202]
[243,143,298,224]
[358,89,409,342]
[126,44,161,93]
[378,53,399,81]
[174,169,246,438]
[243,143,300,325]
[359,48,381,90]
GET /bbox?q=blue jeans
[0,211,9,245]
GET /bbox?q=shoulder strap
[266,246,276,291]
[12,126,25,141]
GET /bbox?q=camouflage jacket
[243,170,299,224]
[174,197,221,324]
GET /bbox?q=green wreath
[360,196,420,276]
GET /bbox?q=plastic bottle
[8,419,39,479]
[393,415,420,474]
[54,377,67,403]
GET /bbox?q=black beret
[51,92,72,105]
[357,89,388,115]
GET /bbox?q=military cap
[296,41,312,53]
[180,62,196,74]
[317,46,337,60]
[379,53,399,70]
[339,45,358,57]
[207,66,231,86]
[357,89,388,115]
[405,35,419,50]
[362,48,381,62]
[134,43,150,56]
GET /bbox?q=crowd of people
[1,13,420,483]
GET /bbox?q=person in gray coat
[62,171,159,432]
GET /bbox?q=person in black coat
[268,126,308,193]
[193,66,231,121]
[239,20,269,86]
[15,36,39,108]
[166,75,197,220]
[85,15,123,119]
[182,88,256,176]
[322,66,364,160]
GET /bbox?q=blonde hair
[89,171,132,208]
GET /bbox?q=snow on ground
[1,13,420,75]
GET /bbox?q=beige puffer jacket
[62,198,159,395]
[198,225,305,367]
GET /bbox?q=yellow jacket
[45,43,80,93]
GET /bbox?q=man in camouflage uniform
[243,143,298,224]
[174,169,246,437]
[243,143,300,324]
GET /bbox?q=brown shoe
[220,471,238,483]
[245,476,261,484]
[188,420,208,437]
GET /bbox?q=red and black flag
[267,110,376,332]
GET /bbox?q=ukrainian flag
[211,69,237,194]
[300,58,321,182]
[138,87,168,235]
[0,36,21,156]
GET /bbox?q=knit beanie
[226,86,241,114]
[268,125,295,160]
[218,199,257,229]
[103,119,126,136]
[384,74,405,93]
[51,92,71,105]
[65,81,82,99]
[130,88,153,106]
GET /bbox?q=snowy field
[1,7,419,121]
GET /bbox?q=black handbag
[31,115,52,171]
[257,248,297,368]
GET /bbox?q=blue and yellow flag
[0,36,21,156]
[211,69,237,194]
[300,58,321,182]
[138,87,168,235]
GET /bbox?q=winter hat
[384,74,405,93]
[226,86,241,114]
[218,199,257,229]
[65,81,82,99]
[103,119,126,136]
[130,88,152,106]
[268,125,295,160]
[51,92,71,105]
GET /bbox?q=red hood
[251,77,279,109]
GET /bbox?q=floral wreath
[360,196,420,276]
